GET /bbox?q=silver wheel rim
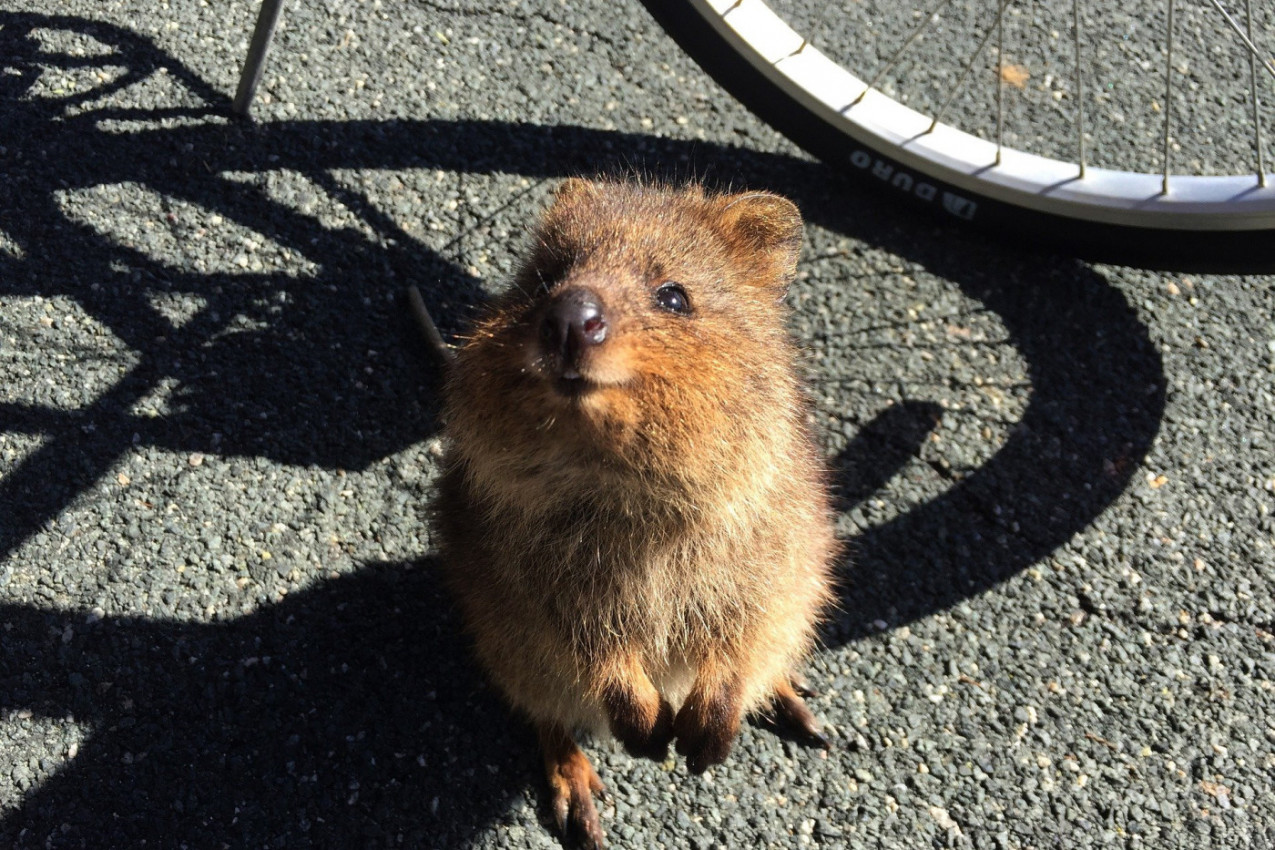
[696,0,1275,231]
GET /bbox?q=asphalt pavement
[1,1,1273,848]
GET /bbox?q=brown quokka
[434,179,837,848]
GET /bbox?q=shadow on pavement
[0,10,1165,845]
[824,255,1166,641]
[0,559,527,849]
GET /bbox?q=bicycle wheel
[640,0,1275,272]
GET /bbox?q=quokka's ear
[716,192,804,291]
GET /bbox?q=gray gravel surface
[2,1,1273,849]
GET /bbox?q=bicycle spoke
[851,0,958,107]
[1202,0,1275,83]
[1162,0,1176,194]
[1245,0,1267,186]
[995,4,1005,166]
[1073,0,1087,179]
[1202,0,1273,186]
[928,0,1015,134]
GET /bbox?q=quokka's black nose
[540,288,607,373]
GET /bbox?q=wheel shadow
[0,9,1165,846]
[823,261,1166,641]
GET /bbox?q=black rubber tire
[639,0,1275,273]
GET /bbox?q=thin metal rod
[1203,0,1275,84]
[852,0,959,105]
[1244,0,1267,186]
[1073,0,1087,178]
[1162,0,1175,195]
[1202,0,1274,186]
[928,0,1015,133]
[995,4,1005,166]
[232,0,286,116]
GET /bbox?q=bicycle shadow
[0,13,479,562]
[0,9,1165,847]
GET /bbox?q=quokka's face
[446,180,805,483]
[475,180,801,408]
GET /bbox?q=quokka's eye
[654,281,692,315]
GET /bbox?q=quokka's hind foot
[788,672,818,699]
[770,676,831,750]
[538,722,607,849]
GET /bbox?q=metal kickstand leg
[232,0,286,116]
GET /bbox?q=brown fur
[434,179,837,846]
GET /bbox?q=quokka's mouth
[552,372,599,398]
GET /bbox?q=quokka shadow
[0,559,531,850]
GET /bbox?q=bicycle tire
[640,0,1275,272]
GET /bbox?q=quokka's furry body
[434,179,837,847]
